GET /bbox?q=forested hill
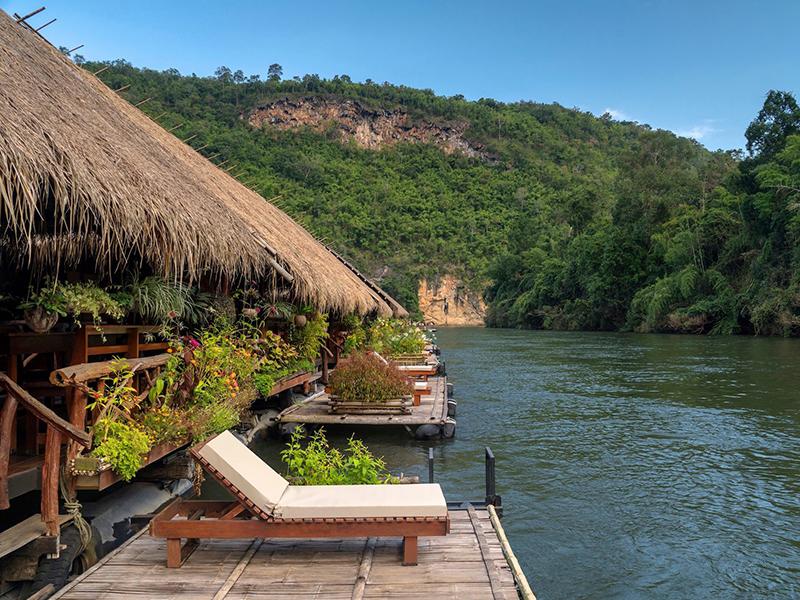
[76,56,800,335]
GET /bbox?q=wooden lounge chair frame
[150,438,450,568]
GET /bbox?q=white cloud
[603,107,631,121]
[675,121,719,140]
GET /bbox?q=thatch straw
[0,11,398,316]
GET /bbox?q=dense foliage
[342,317,428,356]
[74,55,800,334]
[329,353,413,404]
[281,427,396,485]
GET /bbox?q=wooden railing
[50,354,172,491]
[0,373,91,534]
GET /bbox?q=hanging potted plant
[60,282,125,327]
[18,286,68,333]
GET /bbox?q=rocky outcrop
[248,97,486,158]
[418,275,485,326]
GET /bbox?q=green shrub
[91,418,152,482]
[366,318,427,355]
[281,428,396,485]
[290,310,329,361]
[329,353,412,403]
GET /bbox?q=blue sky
[3,0,797,150]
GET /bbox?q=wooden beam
[0,395,19,509]
[15,7,45,24]
[0,374,90,447]
[352,537,376,599]
[211,538,262,598]
[51,353,170,386]
[42,427,62,536]
[35,18,57,32]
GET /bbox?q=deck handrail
[50,352,171,386]
[0,373,90,446]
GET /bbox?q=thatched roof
[0,11,401,316]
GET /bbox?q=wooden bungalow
[0,9,405,590]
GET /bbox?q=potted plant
[61,282,125,326]
[18,286,68,333]
[327,353,413,414]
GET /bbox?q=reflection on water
[253,328,800,599]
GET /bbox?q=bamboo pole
[487,504,536,600]
[15,7,45,23]
[35,18,57,32]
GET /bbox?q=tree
[233,70,245,84]
[267,63,283,81]
[745,90,800,159]
[214,65,232,83]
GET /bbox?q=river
[255,327,800,599]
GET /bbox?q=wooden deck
[52,507,521,600]
[277,376,449,428]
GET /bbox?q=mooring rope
[60,468,92,554]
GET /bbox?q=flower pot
[24,307,59,333]
[293,314,307,328]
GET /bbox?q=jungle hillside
[76,55,800,335]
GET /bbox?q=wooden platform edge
[487,504,536,600]
[49,525,149,599]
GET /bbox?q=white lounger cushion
[398,365,436,372]
[199,431,448,520]
[197,431,289,515]
[414,381,430,390]
[274,484,448,519]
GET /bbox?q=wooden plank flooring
[53,509,520,600]
[277,376,448,427]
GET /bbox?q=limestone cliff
[248,97,486,158]
[418,275,485,326]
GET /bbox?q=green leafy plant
[329,352,412,404]
[341,315,367,356]
[366,318,427,355]
[18,284,68,317]
[60,282,125,325]
[122,275,195,325]
[281,428,396,485]
[290,310,329,361]
[91,418,151,482]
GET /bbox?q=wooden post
[65,388,88,498]
[0,395,19,509]
[126,327,140,358]
[166,538,182,568]
[402,536,418,566]
[41,426,62,536]
[320,343,329,385]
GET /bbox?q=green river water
[253,327,800,599]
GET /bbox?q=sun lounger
[149,431,449,567]
[397,364,438,381]
[412,381,432,406]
